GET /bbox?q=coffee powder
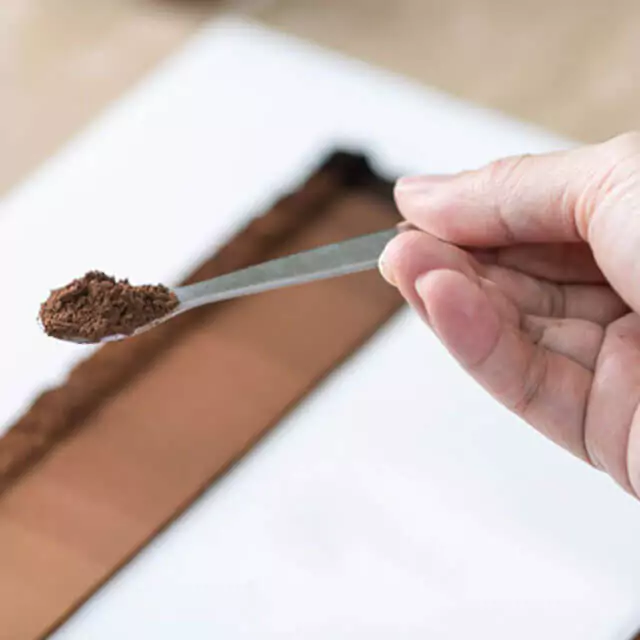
[39,271,179,343]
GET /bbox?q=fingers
[394,150,588,246]
[379,231,598,460]
[395,134,640,247]
[482,264,627,326]
[395,132,640,314]
[381,230,627,326]
[378,230,478,325]
[473,243,605,283]
[381,229,640,495]
[417,269,593,460]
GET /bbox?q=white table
[1,15,639,640]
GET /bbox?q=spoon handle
[175,228,397,309]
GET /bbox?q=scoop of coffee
[39,271,179,343]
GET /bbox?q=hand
[379,132,640,497]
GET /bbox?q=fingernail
[378,243,397,286]
[395,174,453,194]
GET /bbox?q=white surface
[1,15,639,640]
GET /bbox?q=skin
[378,132,640,498]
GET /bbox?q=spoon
[75,227,400,344]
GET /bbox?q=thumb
[395,132,640,312]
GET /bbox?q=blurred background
[3,0,640,197]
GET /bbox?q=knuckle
[574,134,640,239]
[476,155,532,243]
[483,154,532,191]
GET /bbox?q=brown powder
[39,271,179,343]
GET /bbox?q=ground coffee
[39,271,179,343]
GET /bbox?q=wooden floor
[3,0,640,195]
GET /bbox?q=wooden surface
[258,0,640,143]
[2,0,640,196]
[0,0,217,196]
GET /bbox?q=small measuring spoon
[63,227,400,344]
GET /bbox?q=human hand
[379,132,640,496]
